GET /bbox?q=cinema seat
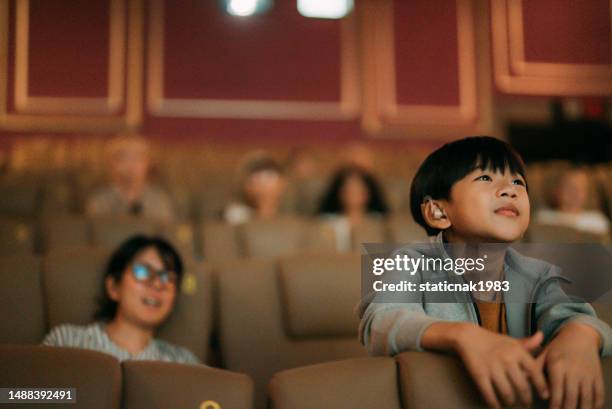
[387,214,429,244]
[40,216,90,251]
[0,217,35,255]
[0,255,45,344]
[0,175,40,217]
[0,345,121,409]
[351,218,387,249]
[90,216,160,248]
[201,220,241,262]
[269,357,400,409]
[43,247,212,362]
[527,223,610,244]
[122,361,253,409]
[395,351,612,409]
[217,254,367,409]
[241,218,304,259]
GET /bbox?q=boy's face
[442,167,529,243]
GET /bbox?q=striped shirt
[42,322,199,365]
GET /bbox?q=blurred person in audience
[535,166,609,234]
[43,235,199,365]
[318,166,389,251]
[85,135,175,224]
[284,147,323,215]
[224,154,286,225]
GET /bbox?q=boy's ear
[421,200,451,230]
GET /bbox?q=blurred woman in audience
[284,147,324,215]
[224,153,286,225]
[43,235,199,364]
[85,135,175,224]
[535,166,609,234]
[318,166,389,251]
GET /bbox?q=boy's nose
[498,184,518,198]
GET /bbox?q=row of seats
[3,212,608,260]
[0,345,253,409]
[1,249,366,408]
[0,215,430,258]
[3,345,612,409]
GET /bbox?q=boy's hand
[455,326,549,409]
[536,323,604,409]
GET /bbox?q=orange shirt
[475,301,508,334]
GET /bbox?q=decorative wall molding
[492,0,612,95]
[146,0,359,120]
[0,0,143,132]
[361,0,489,137]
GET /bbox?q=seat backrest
[156,261,213,362]
[43,246,111,328]
[90,216,160,248]
[351,217,387,249]
[278,252,361,338]
[122,361,253,409]
[0,255,46,343]
[387,214,429,244]
[201,220,242,262]
[0,176,40,217]
[528,223,610,244]
[0,345,121,409]
[241,218,305,259]
[0,217,35,255]
[269,357,400,409]
[40,216,91,252]
[217,255,366,409]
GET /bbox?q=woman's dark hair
[94,235,184,322]
[317,166,389,215]
[410,136,527,236]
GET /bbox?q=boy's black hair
[94,235,184,322]
[318,166,389,215]
[410,136,527,236]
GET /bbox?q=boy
[358,136,611,409]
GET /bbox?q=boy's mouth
[494,205,519,217]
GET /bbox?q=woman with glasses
[42,235,199,364]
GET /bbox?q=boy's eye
[512,178,526,186]
[475,175,492,182]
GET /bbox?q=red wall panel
[28,0,111,98]
[162,0,341,102]
[522,0,611,65]
[394,0,460,106]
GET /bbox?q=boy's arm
[358,302,450,355]
[535,280,612,356]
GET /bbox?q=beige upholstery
[201,220,241,262]
[122,361,253,409]
[0,255,45,343]
[278,252,361,337]
[351,218,387,249]
[0,217,35,255]
[0,176,40,216]
[41,216,90,251]
[387,214,429,244]
[241,218,307,259]
[43,246,110,327]
[269,357,400,409]
[90,216,160,248]
[43,247,212,362]
[527,223,610,244]
[217,256,366,409]
[0,345,121,409]
[396,351,612,409]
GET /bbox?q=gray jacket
[358,235,612,357]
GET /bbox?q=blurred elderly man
[85,135,175,224]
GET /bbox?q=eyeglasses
[131,262,178,286]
